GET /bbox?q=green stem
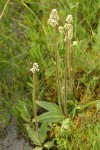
[33,73,41,143]
[68,39,72,99]
[0,0,10,20]
[64,33,68,116]
[54,28,62,111]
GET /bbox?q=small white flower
[48,18,58,27]
[30,63,39,74]
[64,23,73,31]
[72,41,77,46]
[68,29,73,40]
[48,9,59,27]
[50,9,59,21]
[52,9,57,12]
[66,14,73,24]
[58,26,64,33]
[64,36,67,42]
[61,118,71,130]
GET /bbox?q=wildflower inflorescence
[64,23,73,31]
[58,26,64,33]
[64,14,73,40]
[66,15,73,24]
[72,41,77,46]
[30,63,39,74]
[68,29,73,40]
[48,9,59,27]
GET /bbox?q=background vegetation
[0,0,100,149]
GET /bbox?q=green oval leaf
[37,111,65,122]
[26,125,41,146]
[36,101,61,112]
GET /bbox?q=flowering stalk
[48,9,62,111]
[30,63,40,142]
[64,15,73,101]
[58,25,68,115]
[63,15,74,116]
[64,32,68,116]
[68,39,72,98]
[54,28,62,110]
[32,73,39,132]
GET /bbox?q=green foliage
[26,122,54,149]
[55,122,100,150]
[37,111,65,123]
[26,122,48,146]
[36,101,65,122]
[0,0,100,149]
[36,100,62,112]
[26,125,42,146]
[39,121,48,144]
[16,101,31,123]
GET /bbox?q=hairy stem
[67,39,72,100]
[33,74,41,143]
[69,39,72,97]
[64,33,68,116]
[54,28,62,111]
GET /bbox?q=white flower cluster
[61,118,71,131]
[68,29,73,40]
[30,63,39,74]
[58,26,64,33]
[64,23,73,31]
[48,9,59,27]
[66,15,73,24]
[72,41,77,46]
[65,14,73,40]
[64,36,67,42]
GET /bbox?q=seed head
[64,36,67,42]
[66,15,73,24]
[68,29,73,40]
[48,9,59,27]
[64,23,73,31]
[50,9,59,21]
[58,26,64,33]
[30,63,39,74]
[72,41,77,46]
[48,18,58,27]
